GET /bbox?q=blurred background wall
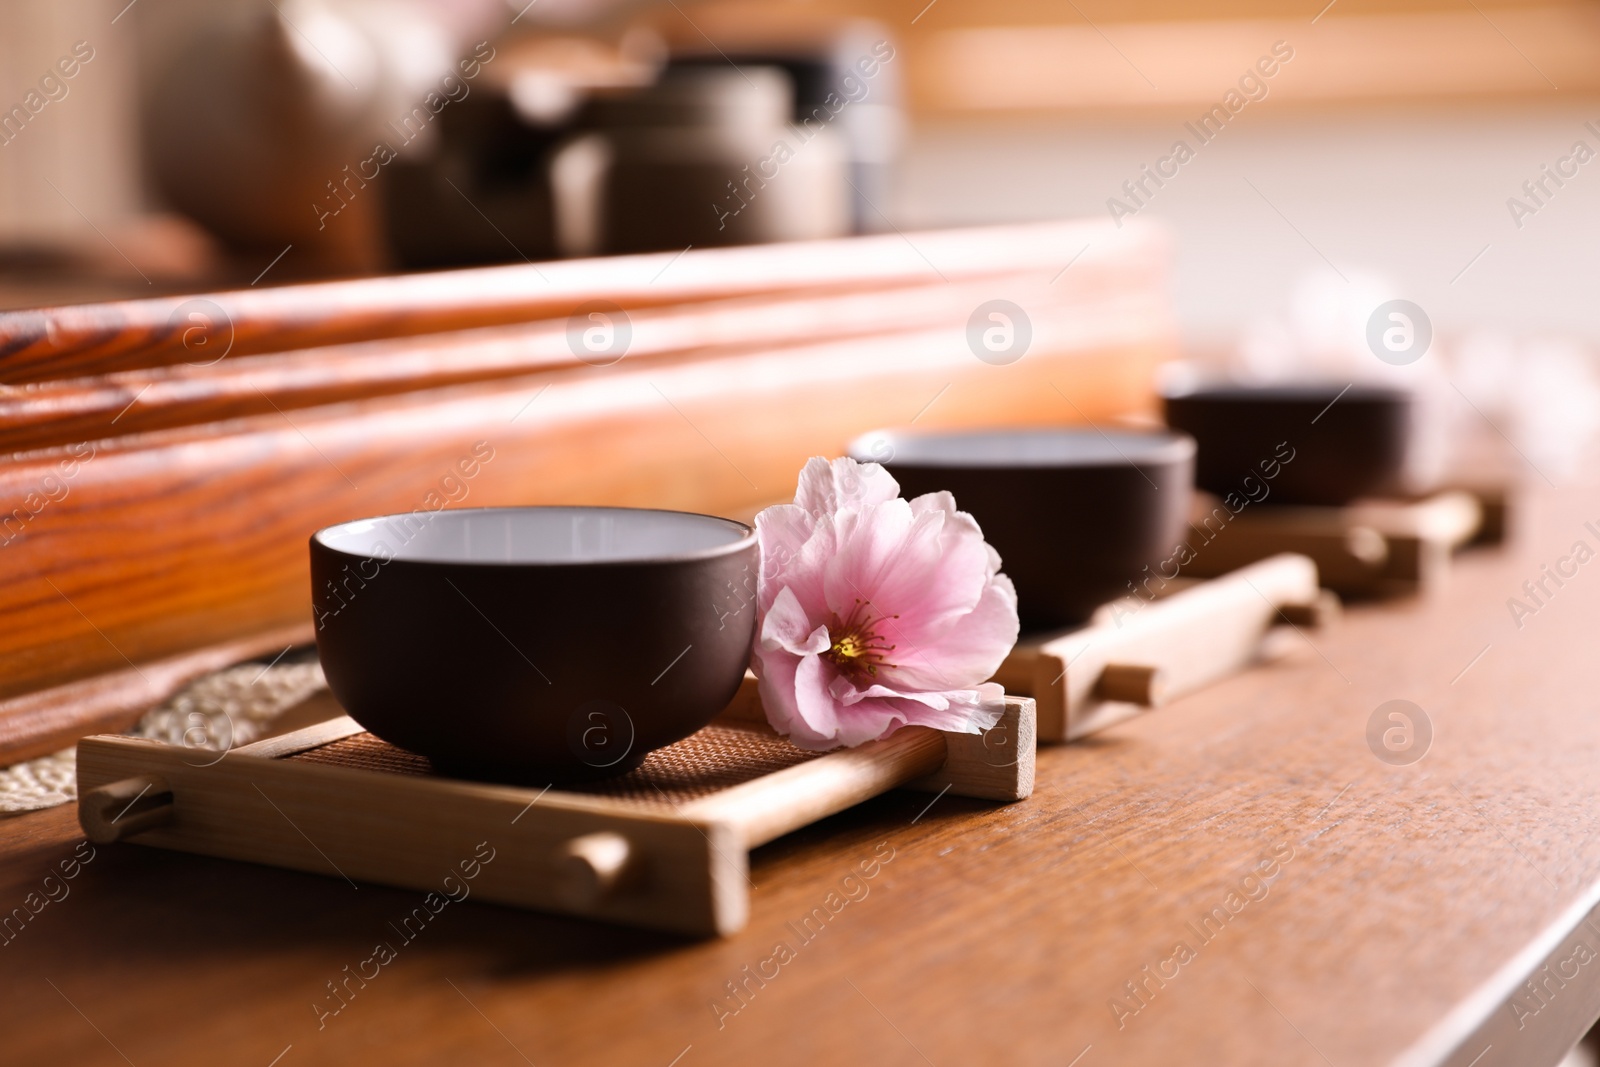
[3,0,1598,348]
[0,0,139,249]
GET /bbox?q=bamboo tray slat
[75,682,1034,937]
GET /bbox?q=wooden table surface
[4,483,1599,1067]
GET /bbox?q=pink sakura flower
[751,456,1020,750]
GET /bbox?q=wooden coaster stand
[75,681,1033,938]
[1177,488,1495,598]
[993,553,1333,742]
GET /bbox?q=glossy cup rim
[1161,380,1411,404]
[848,427,1196,470]
[311,505,756,568]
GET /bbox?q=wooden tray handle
[1090,587,1336,708]
[79,775,174,844]
[1095,664,1167,707]
[554,831,640,907]
[1277,589,1342,629]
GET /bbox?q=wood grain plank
[0,322,1169,704]
[0,277,964,448]
[0,272,1152,452]
[0,219,1166,382]
[3,482,1598,1065]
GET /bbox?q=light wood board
[1181,490,1485,597]
[994,553,1326,740]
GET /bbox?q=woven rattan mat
[288,724,821,807]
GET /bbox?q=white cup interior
[316,507,750,564]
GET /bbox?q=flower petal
[793,456,901,517]
[830,686,1003,747]
[759,586,831,656]
[910,490,1006,574]
[885,572,1020,692]
[750,642,801,735]
[783,654,846,749]
[830,678,951,711]
[823,503,997,657]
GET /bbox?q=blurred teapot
[549,65,850,255]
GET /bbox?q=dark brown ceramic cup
[1162,382,1413,506]
[850,429,1195,631]
[311,507,758,783]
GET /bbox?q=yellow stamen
[821,598,898,681]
